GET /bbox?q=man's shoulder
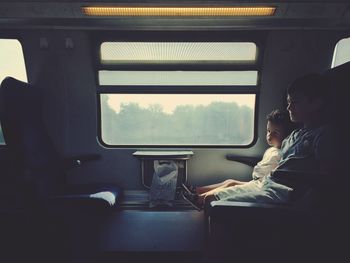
[289,128,305,137]
[306,124,332,143]
[293,125,328,140]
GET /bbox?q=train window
[98,41,258,147]
[0,39,27,145]
[332,37,350,68]
[101,94,255,146]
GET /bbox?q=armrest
[62,153,101,170]
[210,200,291,209]
[207,200,299,217]
[271,169,323,182]
[225,154,261,167]
[206,200,319,237]
[205,200,324,260]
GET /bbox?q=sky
[107,94,255,114]
[0,39,27,82]
[332,37,350,68]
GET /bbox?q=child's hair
[287,73,328,101]
[266,109,295,135]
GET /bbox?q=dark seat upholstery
[205,171,337,263]
[0,76,122,210]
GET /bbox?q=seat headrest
[323,61,350,83]
[0,77,42,117]
[1,76,40,101]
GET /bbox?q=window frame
[93,31,265,148]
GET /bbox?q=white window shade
[100,42,257,64]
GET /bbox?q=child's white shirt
[214,146,292,203]
[251,147,281,180]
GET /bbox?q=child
[182,109,295,210]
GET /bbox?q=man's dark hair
[287,73,328,101]
[267,109,295,135]
[288,73,332,121]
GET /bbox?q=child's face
[266,121,285,148]
[287,92,323,123]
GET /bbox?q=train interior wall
[0,28,348,262]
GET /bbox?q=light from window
[0,39,27,145]
[0,39,27,83]
[99,40,258,146]
[332,37,350,68]
[100,94,255,146]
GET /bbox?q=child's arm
[252,147,281,180]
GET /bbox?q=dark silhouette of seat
[0,76,122,209]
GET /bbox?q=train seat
[0,76,122,210]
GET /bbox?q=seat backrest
[322,62,349,200]
[323,61,350,126]
[0,77,62,199]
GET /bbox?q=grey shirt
[270,125,333,194]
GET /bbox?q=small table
[133,151,194,189]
